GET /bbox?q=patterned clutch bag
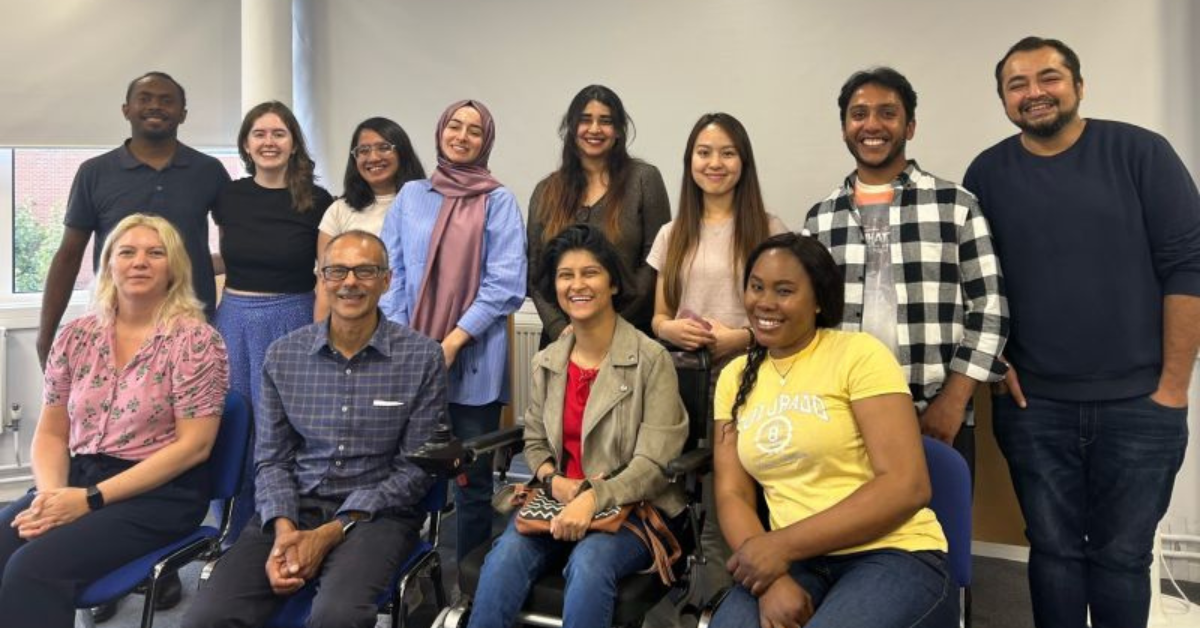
[513,487,632,534]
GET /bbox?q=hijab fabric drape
[411,99,502,341]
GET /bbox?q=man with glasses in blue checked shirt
[185,230,447,628]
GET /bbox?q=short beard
[1018,109,1075,138]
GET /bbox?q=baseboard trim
[973,541,1030,562]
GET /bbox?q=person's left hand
[727,532,789,595]
[441,339,461,367]
[271,524,341,581]
[12,488,89,539]
[920,393,968,445]
[551,490,597,542]
[707,319,749,362]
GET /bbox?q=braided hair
[725,233,845,430]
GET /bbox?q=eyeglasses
[319,265,389,281]
[350,143,396,159]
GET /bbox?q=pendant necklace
[769,352,801,385]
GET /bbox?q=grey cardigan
[526,161,671,339]
[522,317,688,517]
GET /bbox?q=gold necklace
[768,352,802,385]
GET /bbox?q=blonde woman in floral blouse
[0,214,229,627]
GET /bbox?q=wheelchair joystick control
[408,412,465,477]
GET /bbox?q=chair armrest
[665,447,712,480]
[463,425,525,458]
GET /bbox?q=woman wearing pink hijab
[379,100,526,560]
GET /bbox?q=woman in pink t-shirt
[0,214,229,627]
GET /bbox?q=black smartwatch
[85,484,105,511]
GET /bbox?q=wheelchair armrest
[665,447,712,480]
[463,425,525,458]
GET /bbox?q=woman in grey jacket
[526,85,671,346]
[468,225,687,628]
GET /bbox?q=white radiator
[510,303,543,423]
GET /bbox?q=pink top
[43,314,229,461]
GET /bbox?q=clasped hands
[728,532,814,628]
[10,487,89,539]
[547,475,597,543]
[265,522,342,595]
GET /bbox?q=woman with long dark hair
[648,113,787,365]
[709,233,956,627]
[314,117,425,320]
[527,85,670,345]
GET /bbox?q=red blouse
[561,361,599,479]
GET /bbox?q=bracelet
[743,326,755,350]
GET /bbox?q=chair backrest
[922,436,972,587]
[211,391,253,501]
[665,347,711,451]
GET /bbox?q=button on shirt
[255,316,447,526]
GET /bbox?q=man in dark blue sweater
[965,36,1200,628]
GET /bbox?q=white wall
[0,0,241,147]
[299,0,1195,229]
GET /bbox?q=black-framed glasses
[350,143,396,159]
[320,265,388,281]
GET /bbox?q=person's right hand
[657,318,716,351]
[549,475,585,504]
[991,355,1027,408]
[265,549,306,596]
[757,575,813,628]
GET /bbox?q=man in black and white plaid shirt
[804,67,1008,471]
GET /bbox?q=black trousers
[0,454,208,628]
[183,501,420,628]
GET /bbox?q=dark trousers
[0,455,208,628]
[449,402,503,562]
[994,393,1188,628]
[183,503,420,628]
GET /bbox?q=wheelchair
[427,345,713,628]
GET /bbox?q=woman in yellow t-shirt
[709,233,957,628]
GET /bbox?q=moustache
[1021,96,1057,112]
[336,288,368,299]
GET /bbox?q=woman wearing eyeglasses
[526,85,670,347]
[380,99,526,562]
[212,101,333,541]
[314,117,426,320]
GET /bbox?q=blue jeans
[709,549,957,628]
[993,393,1188,628]
[467,515,657,628]
[450,402,503,562]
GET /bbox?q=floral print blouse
[43,314,229,461]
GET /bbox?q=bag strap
[622,503,683,586]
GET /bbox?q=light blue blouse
[379,179,527,405]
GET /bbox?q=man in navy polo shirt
[37,71,229,369]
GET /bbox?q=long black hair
[728,233,844,426]
[342,117,425,210]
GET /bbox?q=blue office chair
[262,479,451,628]
[75,391,253,628]
[923,436,973,628]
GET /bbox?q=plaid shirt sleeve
[254,344,302,528]
[336,344,446,517]
[951,194,1009,383]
